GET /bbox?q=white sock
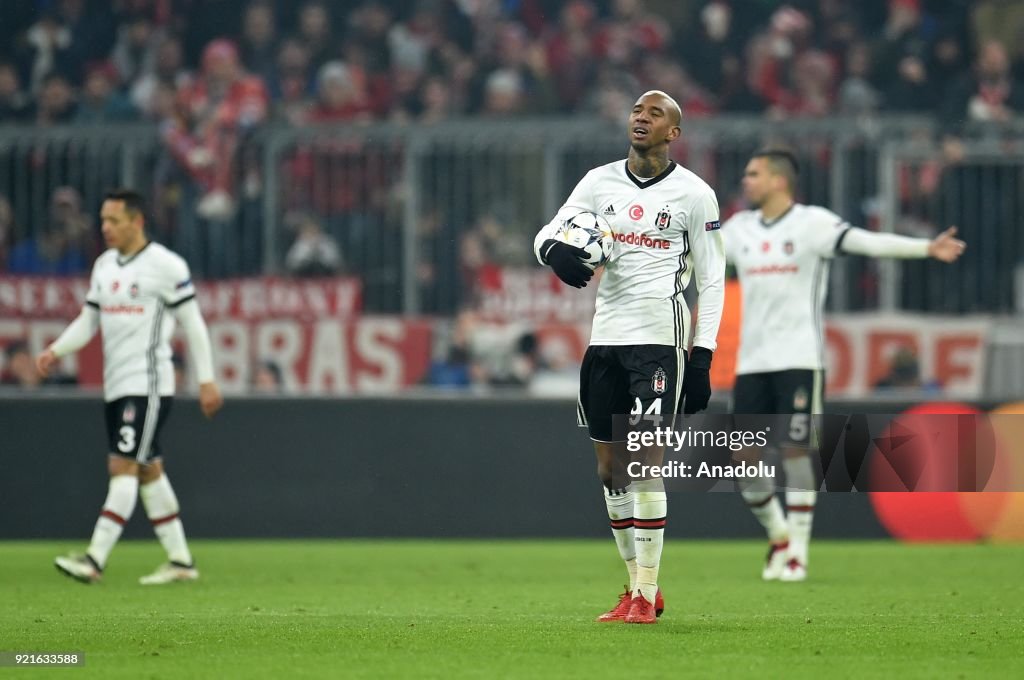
[784,455,817,565]
[87,475,139,569]
[632,478,666,603]
[604,485,636,590]
[740,475,788,543]
[140,474,193,566]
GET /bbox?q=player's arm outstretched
[535,171,598,288]
[837,224,966,262]
[683,188,727,414]
[36,304,100,377]
[166,258,223,419]
[36,265,103,377]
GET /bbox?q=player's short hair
[752,149,799,192]
[104,188,147,218]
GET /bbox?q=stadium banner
[473,271,992,398]
[823,314,991,398]
[0,275,363,320]
[0,276,436,393]
[476,267,599,323]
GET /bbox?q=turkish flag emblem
[629,204,644,221]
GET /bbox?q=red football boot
[596,586,633,622]
[655,588,665,617]
[624,593,658,624]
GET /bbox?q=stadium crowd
[2,0,1023,128]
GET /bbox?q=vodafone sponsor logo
[614,231,670,249]
[102,304,146,315]
[745,264,799,276]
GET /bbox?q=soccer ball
[557,211,614,270]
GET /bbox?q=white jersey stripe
[136,302,165,462]
[811,258,827,370]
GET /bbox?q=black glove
[541,239,593,288]
[682,346,713,414]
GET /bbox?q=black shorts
[578,344,688,442]
[104,396,174,463]
[732,369,823,446]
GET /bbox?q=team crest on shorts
[123,402,136,424]
[129,283,140,298]
[793,386,808,411]
[655,206,672,230]
[652,368,667,395]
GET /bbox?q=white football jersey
[723,203,850,374]
[85,243,196,402]
[535,160,726,350]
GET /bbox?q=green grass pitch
[3,540,1023,679]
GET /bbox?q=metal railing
[2,116,1022,314]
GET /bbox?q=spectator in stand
[872,0,936,102]
[680,0,738,100]
[252,360,285,394]
[884,53,934,112]
[239,0,279,84]
[2,341,44,389]
[33,73,77,126]
[874,346,939,392]
[131,36,190,119]
[7,187,93,275]
[0,62,31,122]
[784,50,837,116]
[267,37,314,125]
[0,195,14,272]
[930,28,968,87]
[472,21,558,116]
[414,76,455,124]
[972,0,1024,66]
[942,40,1024,131]
[57,0,116,66]
[748,6,820,115]
[74,61,137,124]
[308,61,372,123]
[163,39,268,222]
[298,1,335,72]
[594,0,671,69]
[284,212,343,277]
[16,10,76,91]
[639,55,715,118]
[344,1,397,117]
[543,0,599,111]
[111,10,165,88]
[839,42,881,116]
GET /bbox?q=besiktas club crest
[652,367,667,395]
[123,402,136,424]
[655,206,672,230]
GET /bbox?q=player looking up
[535,91,726,623]
[37,188,223,585]
[723,150,966,581]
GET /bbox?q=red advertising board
[0,277,433,393]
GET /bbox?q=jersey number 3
[117,426,137,453]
